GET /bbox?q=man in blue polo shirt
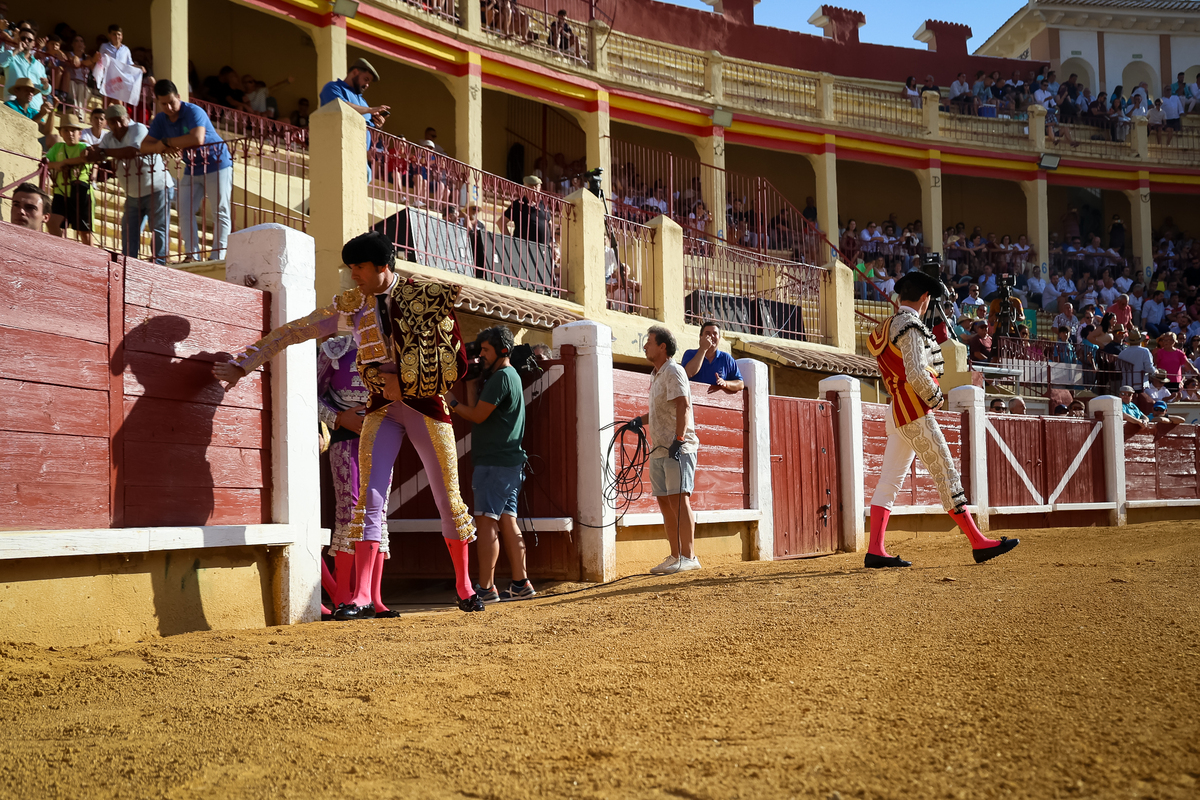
[141,79,233,261]
[682,321,745,394]
[319,58,388,138]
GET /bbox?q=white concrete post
[553,320,616,582]
[737,358,773,560]
[948,384,989,531]
[1089,395,1127,527]
[818,375,865,553]
[225,224,323,625]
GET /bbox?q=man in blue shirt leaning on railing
[682,320,745,395]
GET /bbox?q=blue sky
[652,0,1022,52]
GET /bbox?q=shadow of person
[113,313,229,636]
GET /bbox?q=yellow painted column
[1131,116,1149,160]
[150,0,188,95]
[694,126,727,240]
[803,138,838,245]
[648,215,685,331]
[449,53,483,168]
[564,187,608,319]
[309,99,368,304]
[308,19,348,101]
[822,260,856,352]
[1125,179,1153,284]
[917,157,943,255]
[577,90,611,197]
[1021,176,1050,281]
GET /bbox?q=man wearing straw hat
[3,77,51,126]
[46,112,95,246]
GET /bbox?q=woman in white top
[901,76,922,108]
[1011,234,1032,267]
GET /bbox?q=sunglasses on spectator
[20,35,33,42]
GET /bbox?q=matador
[865,271,1019,568]
[215,231,483,616]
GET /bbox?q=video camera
[462,340,544,383]
[585,167,603,199]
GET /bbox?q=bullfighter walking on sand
[865,271,1020,568]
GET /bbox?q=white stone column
[818,375,865,552]
[224,223,323,625]
[948,384,989,531]
[1089,395,1127,527]
[553,320,616,582]
[738,358,773,560]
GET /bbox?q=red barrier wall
[1125,423,1200,502]
[0,224,271,530]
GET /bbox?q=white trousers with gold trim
[870,409,967,513]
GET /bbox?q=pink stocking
[868,505,892,557]
[948,507,1000,549]
[444,538,473,600]
[372,549,389,613]
[333,550,356,608]
[348,541,379,608]
[321,559,337,599]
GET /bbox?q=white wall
[1058,29,1099,90]
[1103,32,1161,95]
[1171,36,1200,83]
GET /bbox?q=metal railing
[367,130,569,297]
[190,98,310,149]
[609,137,845,268]
[606,32,707,94]
[481,1,589,67]
[0,147,50,200]
[832,83,924,137]
[987,335,1134,397]
[389,0,461,25]
[79,133,308,265]
[1052,119,1134,160]
[1148,125,1200,166]
[722,61,819,119]
[682,229,829,343]
[604,214,655,317]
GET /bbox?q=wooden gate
[986,414,1105,507]
[769,396,839,558]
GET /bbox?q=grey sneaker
[649,555,679,574]
[475,584,500,604]
[499,580,536,600]
[663,555,701,574]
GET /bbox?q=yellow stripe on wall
[482,59,599,103]
[608,93,712,127]
[346,16,467,64]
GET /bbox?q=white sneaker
[649,555,678,574]
[660,555,701,575]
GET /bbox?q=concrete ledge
[618,509,762,528]
[0,525,331,561]
[1126,499,1200,509]
[866,505,979,516]
[988,503,1118,515]
[388,518,573,532]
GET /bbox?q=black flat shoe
[374,609,401,619]
[456,594,485,613]
[973,537,1020,564]
[864,553,912,569]
[333,602,376,620]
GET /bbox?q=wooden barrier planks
[862,403,966,507]
[769,395,838,558]
[1125,424,1200,501]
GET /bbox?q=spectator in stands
[92,104,174,265]
[1,26,50,114]
[97,25,146,105]
[1052,301,1079,336]
[967,320,992,363]
[142,79,233,261]
[1068,399,1087,418]
[682,321,744,395]
[46,114,94,246]
[1050,326,1077,363]
[3,76,51,128]
[319,58,387,143]
[1154,332,1198,386]
[1142,289,1167,336]
[1149,401,1186,425]
[1108,294,1134,328]
[961,283,986,314]
[80,107,106,146]
[6,181,49,231]
[289,97,310,128]
[949,72,977,113]
[1148,98,1168,143]
[1118,332,1154,389]
[548,9,581,59]
[504,175,551,243]
[1144,369,1177,405]
[1119,387,1152,429]
[1161,85,1185,143]
[1025,265,1046,308]
[1052,404,1069,416]
[989,398,1006,413]
[1008,397,1026,415]
[1179,376,1200,400]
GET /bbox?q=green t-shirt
[46,141,92,196]
[472,365,526,467]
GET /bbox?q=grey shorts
[649,452,696,497]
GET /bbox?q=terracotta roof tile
[733,338,880,377]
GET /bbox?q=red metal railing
[683,229,829,343]
[609,137,845,268]
[395,0,461,25]
[604,214,654,317]
[367,130,569,297]
[82,132,308,264]
[0,147,50,199]
[189,98,310,149]
[983,335,1134,397]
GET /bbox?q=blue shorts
[649,452,696,497]
[472,464,523,519]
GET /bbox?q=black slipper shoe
[456,594,485,613]
[864,553,912,568]
[374,609,401,619]
[333,602,376,620]
[973,537,1020,564]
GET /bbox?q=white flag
[91,52,106,91]
[103,58,142,106]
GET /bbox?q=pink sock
[949,507,1000,549]
[321,559,337,599]
[868,505,892,557]
[372,549,390,613]
[349,541,380,607]
[333,550,356,607]
[321,604,331,616]
[444,538,473,600]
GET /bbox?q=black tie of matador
[375,292,392,361]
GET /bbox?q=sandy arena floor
[1,522,1198,800]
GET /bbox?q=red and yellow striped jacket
[867,309,944,427]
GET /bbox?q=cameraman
[447,326,535,602]
[989,274,1025,337]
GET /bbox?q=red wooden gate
[1125,423,1200,501]
[769,396,839,558]
[0,224,271,530]
[986,414,1105,507]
